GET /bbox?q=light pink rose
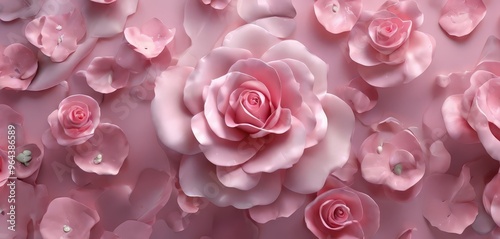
[359,117,450,200]
[25,9,86,62]
[0,0,43,22]
[305,177,380,239]
[0,43,38,91]
[442,36,500,161]
[348,0,435,87]
[47,94,101,146]
[314,0,362,34]
[153,24,354,221]
[483,171,500,227]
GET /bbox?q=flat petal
[217,166,262,190]
[113,221,153,239]
[237,0,296,22]
[83,0,139,38]
[248,188,306,223]
[251,16,296,38]
[314,0,362,34]
[85,57,131,94]
[223,24,280,58]
[439,0,486,37]
[428,140,451,173]
[336,77,378,114]
[152,66,201,155]
[129,169,172,221]
[179,153,282,209]
[284,94,354,194]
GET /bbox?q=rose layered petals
[483,173,500,226]
[184,47,252,115]
[202,0,232,10]
[124,18,175,59]
[368,18,412,55]
[381,0,424,28]
[216,166,261,190]
[422,166,478,234]
[179,153,282,209]
[284,94,354,194]
[262,40,328,97]
[439,0,486,37]
[468,97,500,161]
[242,117,306,173]
[40,198,100,239]
[442,95,479,143]
[314,0,362,34]
[84,57,131,94]
[357,31,435,87]
[152,66,201,155]
[72,123,129,175]
[248,188,306,223]
[236,0,296,38]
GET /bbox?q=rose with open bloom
[348,0,435,87]
[305,176,380,239]
[152,24,354,221]
[47,94,101,146]
[442,36,500,161]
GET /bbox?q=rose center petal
[240,90,271,122]
[378,21,398,39]
[67,106,89,126]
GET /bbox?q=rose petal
[216,166,261,190]
[237,0,296,22]
[314,0,363,34]
[129,169,172,222]
[439,0,486,37]
[284,94,354,194]
[442,94,480,143]
[85,57,131,94]
[223,24,281,58]
[248,188,306,223]
[124,18,175,59]
[83,0,139,38]
[113,221,153,239]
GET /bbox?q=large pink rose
[348,0,435,87]
[442,36,500,161]
[305,177,380,239]
[152,24,354,221]
[47,94,101,146]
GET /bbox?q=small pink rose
[305,177,380,239]
[0,43,38,91]
[314,0,362,34]
[124,18,175,59]
[25,9,86,62]
[348,0,435,87]
[47,94,101,146]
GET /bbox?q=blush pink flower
[25,9,86,62]
[0,43,38,91]
[47,94,101,146]
[201,0,232,10]
[305,177,380,239]
[483,171,500,227]
[348,0,435,87]
[124,18,175,59]
[153,24,354,221]
[442,36,500,161]
[314,0,362,34]
[359,117,450,200]
[0,0,43,22]
[40,197,100,239]
[439,0,486,37]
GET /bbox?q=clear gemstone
[93,154,103,164]
[56,25,62,31]
[63,225,71,233]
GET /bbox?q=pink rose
[153,24,354,221]
[359,117,450,200]
[483,172,500,227]
[47,94,101,146]
[305,177,380,239]
[442,36,500,161]
[348,0,435,87]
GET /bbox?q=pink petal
[91,0,117,4]
[222,24,280,58]
[262,40,328,97]
[381,0,424,28]
[151,66,201,155]
[484,173,500,226]
[248,188,306,223]
[179,153,282,209]
[124,18,175,59]
[83,0,139,38]
[314,0,363,34]
[129,169,172,222]
[428,140,451,173]
[236,0,296,22]
[202,0,232,10]
[439,0,486,37]
[242,117,306,173]
[422,165,478,234]
[72,123,129,175]
[357,31,436,87]
[442,94,479,143]
[251,17,296,38]
[0,0,42,21]
[336,77,378,114]
[115,43,150,73]
[191,112,259,166]
[0,43,38,90]
[40,197,100,239]
[183,47,252,115]
[284,94,354,194]
[85,57,131,94]
[113,221,153,239]
[398,228,416,239]
[216,166,261,190]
